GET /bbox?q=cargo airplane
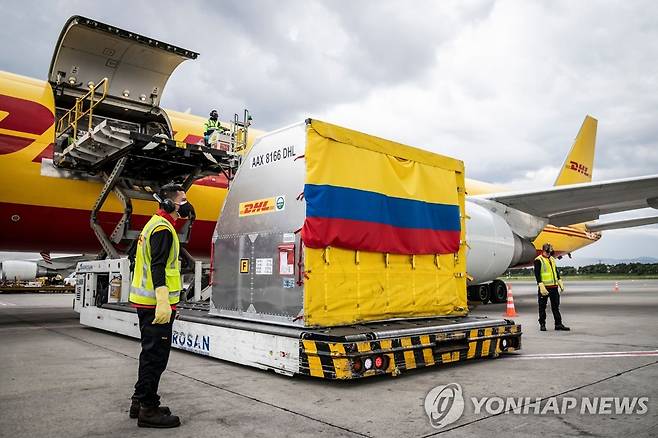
[1,16,657,302]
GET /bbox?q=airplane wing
[586,215,658,232]
[35,254,92,271]
[473,174,658,227]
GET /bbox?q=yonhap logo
[424,383,465,429]
[422,382,649,430]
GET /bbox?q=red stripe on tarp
[302,217,460,254]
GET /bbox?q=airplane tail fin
[554,115,597,186]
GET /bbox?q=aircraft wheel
[476,284,490,304]
[490,280,507,303]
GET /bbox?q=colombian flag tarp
[301,120,463,255]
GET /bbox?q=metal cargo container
[211,119,467,327]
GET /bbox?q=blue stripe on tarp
[304,184,461,231]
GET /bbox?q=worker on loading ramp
[534,243,570,332]
[128,183,194,428]
[203,109,229,146]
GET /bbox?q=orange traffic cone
[613,282,619,292]
[503,283,518,317]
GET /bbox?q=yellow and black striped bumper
[299,323,521,379]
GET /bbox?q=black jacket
[149,229,173,289]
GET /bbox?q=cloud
[1,0,656,258]
[319,1,658,185]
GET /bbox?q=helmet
[542,243,553,253]
[210,109,219,118]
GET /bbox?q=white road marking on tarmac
[0,301,17,306]
[0,324,81,331]
[508,350,658,360]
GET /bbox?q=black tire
[490,280,507,303]
[476,284,490,304]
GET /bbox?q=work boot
[540,324,546,332]
[129,399,171,419]
[137,406,180,428]
[555,324,571,331]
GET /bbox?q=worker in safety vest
[533,243,570,332]
[203,109,228,146]
[128,183,194,428]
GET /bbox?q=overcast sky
[1,0,657,260]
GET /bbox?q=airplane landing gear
[489,279,508,303]
[467,280,508,304]
[468,284,491,304]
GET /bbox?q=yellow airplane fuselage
[0,70,599,258]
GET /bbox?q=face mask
[177,201,194,219]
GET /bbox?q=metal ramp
[80,128,240,261]
[56,115,241,180]
[58,119,132,170]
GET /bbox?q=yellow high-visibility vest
[535,255,559,287]
[203,119,222,133]
[129,215,182,305]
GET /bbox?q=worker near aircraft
[128,183,194,428]
[203,109,229,146]
[534,243,570,332]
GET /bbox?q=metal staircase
[56,77,109,140]
[232,109,252,154]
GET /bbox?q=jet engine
[0,261,55,282]
[465,200,538,285]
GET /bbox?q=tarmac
[0,280,656,437]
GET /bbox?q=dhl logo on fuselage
[239,196,285,217]
[0,94,54,156]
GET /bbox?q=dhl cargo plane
[1,16,657,302]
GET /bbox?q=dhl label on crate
[239,195,286,217]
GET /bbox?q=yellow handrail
[56,77,109,139]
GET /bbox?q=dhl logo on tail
[554,115,597,186]
[568,160,591,177]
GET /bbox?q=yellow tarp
[305,124,459,206]
[302,120,467,327]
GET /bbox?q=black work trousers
[538,286,562,326]
[132,308,175,407]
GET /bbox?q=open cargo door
[48,15,198,107]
